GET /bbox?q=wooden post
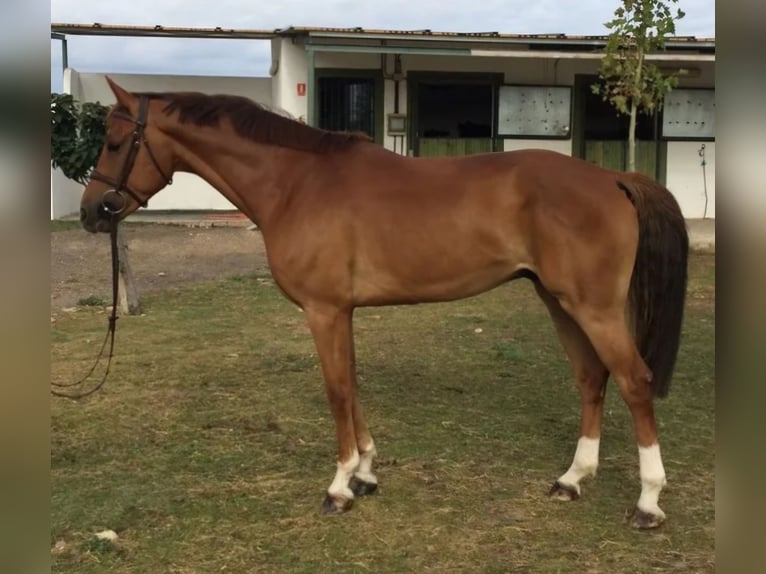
[116,227,141,315]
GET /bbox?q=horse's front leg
[346,319,379,497]
[305,305,361,514]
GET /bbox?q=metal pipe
[306,49,316,126]
[472,49,714,62]
[306,44,471,56]
[306,30,715,50]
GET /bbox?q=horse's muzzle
[80,203,114,233]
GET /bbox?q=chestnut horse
[79,78,688,528]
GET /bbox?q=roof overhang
[289,26,715,51]
[50,23,715,52]
[50,23,714,70]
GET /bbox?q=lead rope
[52,215,120,399]
[698,143,709,219]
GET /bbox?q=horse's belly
[352,256,523,306]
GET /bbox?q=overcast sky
[50,0,715,92]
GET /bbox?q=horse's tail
[618,173,689,398]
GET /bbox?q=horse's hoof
[549,480,580,501]
[320,494,353,515]
[349,476,378,497]
[629,507,666,529]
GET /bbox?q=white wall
[72,71,272,107]
[50,168,83,219]
[503,139,572,154]
[51,69,273,218]
[666,141,715,218]
[270,38,282,117]
[662,64,716,218]
[272,39,309,122]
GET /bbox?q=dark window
[585,81,659,141]
[418,83,493,138]
[318,77,375,138]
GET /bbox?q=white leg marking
[327,449,360,500]
[558,436,600,495]
[354,440,378,485]
[637,444,667,518]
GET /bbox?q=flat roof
[51,23,714,50]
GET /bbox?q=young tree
[50,93,109,183]
[593,0,686,172]
[51,94,141,315]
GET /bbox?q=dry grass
[51,254,715,573]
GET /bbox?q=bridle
[52,96,172,400]
[90,95,173,213]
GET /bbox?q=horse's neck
[168,124,307,229]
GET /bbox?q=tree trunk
[628,101,638,172]
[627,46,645,173]
[116,227,141,315]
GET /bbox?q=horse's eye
[106,142,121,152]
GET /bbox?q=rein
[51,216,121,399]
[52,95,171,400]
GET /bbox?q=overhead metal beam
[472,49,715,62]
[305,44,472,56]
[50,23,277,40]
[305,31,715,50]
[308,30,607,46]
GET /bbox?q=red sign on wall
[296,83,306,96]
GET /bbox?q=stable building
[51,24,715,219]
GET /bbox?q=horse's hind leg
[534,283,609,501]
[562,300,667,529]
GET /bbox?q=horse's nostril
[80,208,87,222]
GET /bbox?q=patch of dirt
[51,225,270,313]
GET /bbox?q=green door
[584,140,659,177]
[409,73,502,157]
[574,76,666,181]
[419,138,494,157]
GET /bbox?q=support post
[51,32,69,75]
[306,48,316,127]
[116,227,141,315]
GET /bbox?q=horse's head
[80,78,174,233]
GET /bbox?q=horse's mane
[132,91,372,154]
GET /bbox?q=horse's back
[271,146,640,308]
[339,148,635,305]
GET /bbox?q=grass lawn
[51,253,715,573]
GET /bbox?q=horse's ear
[105,76,135,108]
